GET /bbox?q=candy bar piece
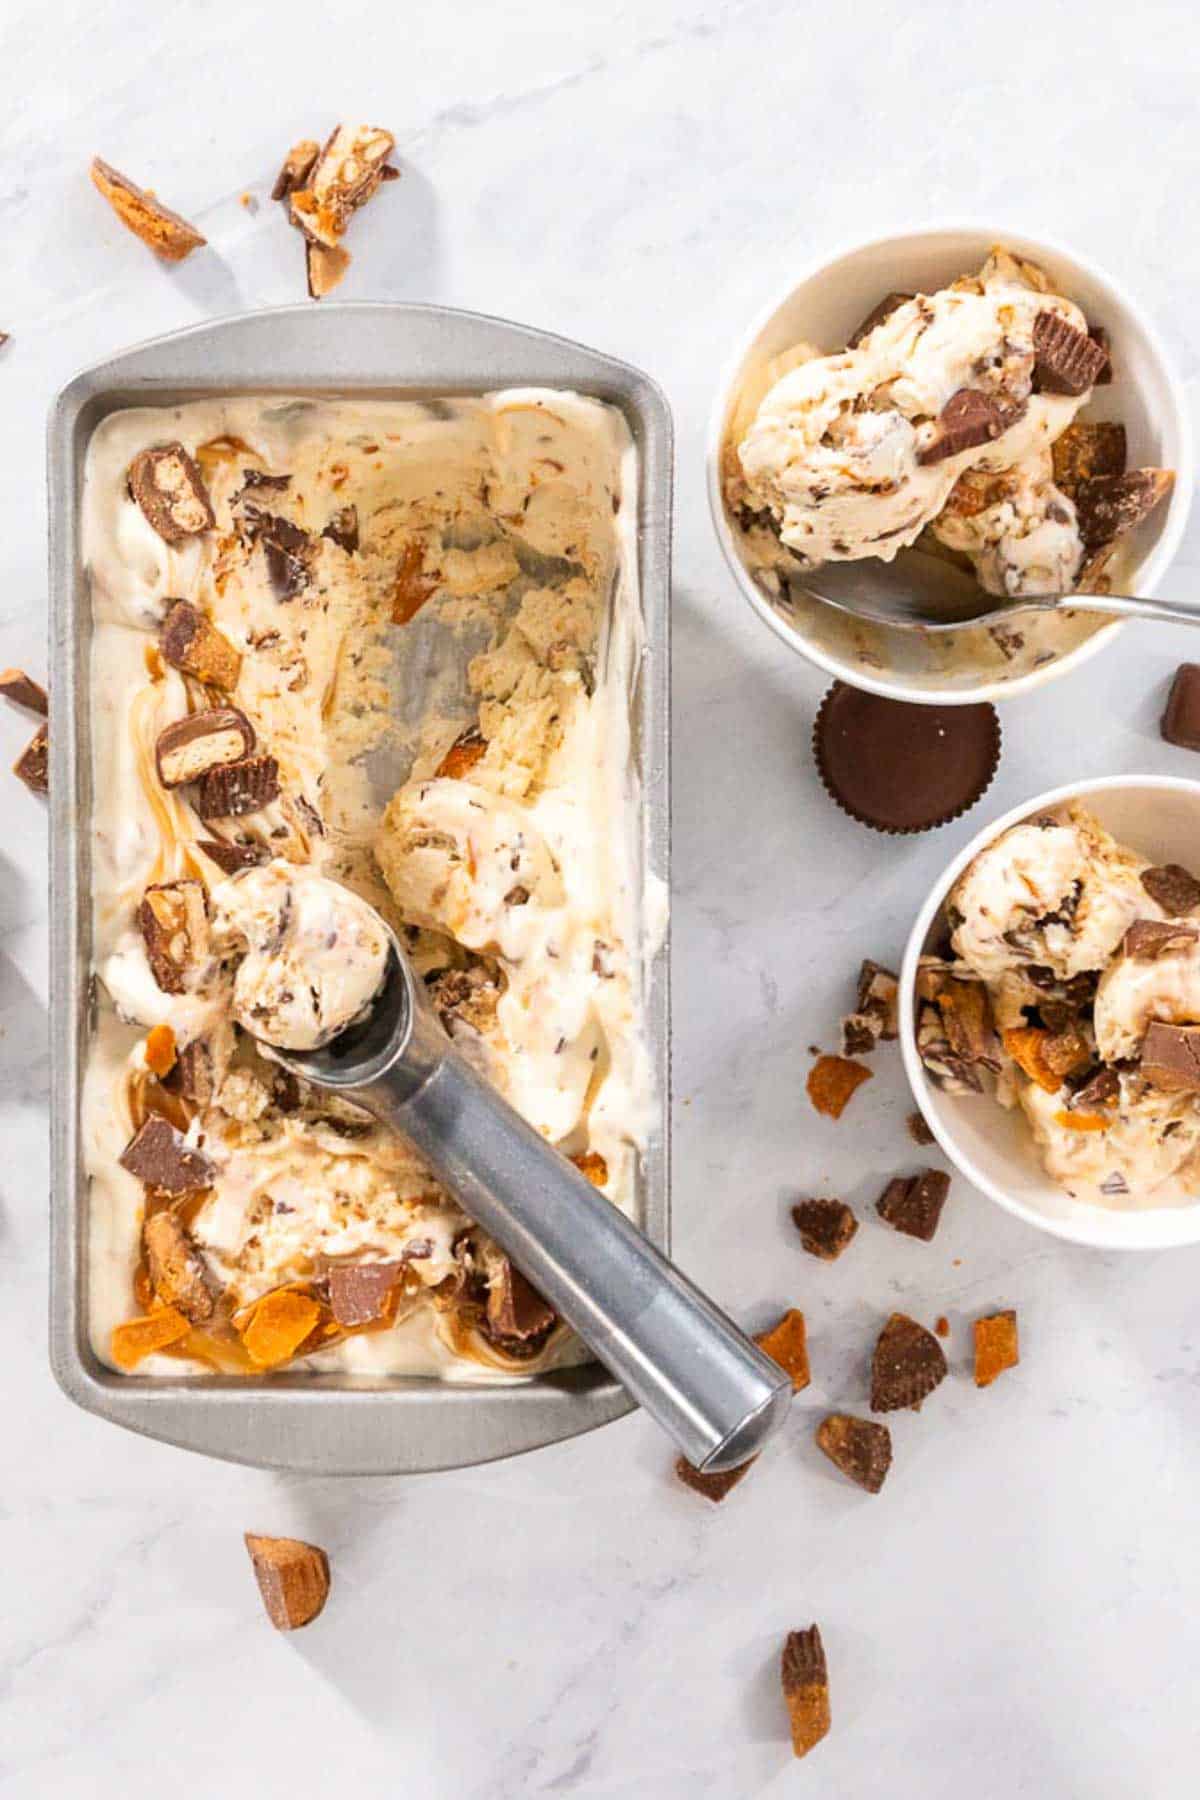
[1141,863,1200,916]
[129,444,215,545]
[289,124,397,247]
[934,977,999,1070]
[816,1414,892,1493]
[916,389,1020,467]
[159,600,241,690]
[1163,664,1200,751]
[235,508,316,599]
[0,668,48,716]
[1051,421,1126,499]
[755,1308,810,1391]
[870,1312,947,1412]
[392,541,437,623]
[13,722,48,794]
[322,505,359,553]
[195,838,269,876]
[1140,1021,1200,1093]
[155,707,256,787]
[856,958,899,1038]
[426,964,502,1036]
[1032,310,1110,394]
[1067,1067,1119,1114]
[194,753,280,819]
[791,1197,858,1261]
[118,1116,213,1194]
[327,1262,403,1327]
[1121,918,1199,961]
[876,1169,950,1243]
[138,878,209,993]
[90,157,206,262]
[172,1038,217,1108]
[673,1453,757,1504]
[806,1054,872,1120]
[907,1110,935,1146]
[1075,468,1174,553]
[239,469,292,494]
[270,139,320,203]
[973,1309,1019,1388]
[436,729,486,780]
[241,1290,323,1368]
[485,1257,557,1346]
[143,1209,215,1324]
[571,1150,609,1187]
[1002,1024,1087,1093]
[109,1306,191,1370]
[781,1626,831,1760]
[847,291,912,349]
[306,240,351,299]
[244,1534,330,1631]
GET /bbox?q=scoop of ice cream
[1094,932,1200,1062]
[1018,1074,1200,1206]
[931,450,1083,598]
[214,860,390,1050]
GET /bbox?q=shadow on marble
[170,240,251,317]
[736,1627,792,1752]
[354,157,444,303]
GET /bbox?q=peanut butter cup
[813,683,1000,834]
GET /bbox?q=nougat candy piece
[159,600,241,690]
[244,1534,330,1631]
[155,708,255,787]
[128,444,215,544]
[143,1209,216,1324]
[138,879,210,994]
[90,157,206,262]
[288,124,397,247]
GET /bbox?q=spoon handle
[1070,592,1200,627]
[354,1007,793,1474]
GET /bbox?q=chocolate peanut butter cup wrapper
[813,682,1001,835]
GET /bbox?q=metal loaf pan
[48,303,672,1475]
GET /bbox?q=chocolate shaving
[1141,863,1200,917]
[816,1414,892,1493]
[194,754,280,819]
[791,1197,857,1261]
[0,668,48,716]
[13,722,48,794]
[118,1116,213,1194]
[143,1209,215,1324]
[327,1261,402,1327]
[870,1312,947,1412]
[128,444,215,545]
[876,1168,950,1242]
[1032,310,1110,394]
[158,600,241,690]
[916,389,1020,466]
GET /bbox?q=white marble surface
[4,1,1200,1793]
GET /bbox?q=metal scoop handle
[281,951,793,1473]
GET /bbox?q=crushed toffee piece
[90,157,206,261]
[754,1308,810,1391]
[973,1309,1019,1387]
[806,1054,872,1119]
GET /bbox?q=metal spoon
[794,545,1200,633]
[266,939,793,1474]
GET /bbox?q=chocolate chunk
[1032,310,1110,394]
[170,1038,217,1108]
[674,1453,757,1504]
[322,505,359,553]
[1051,421,1126,499]
[1121,918,1199,961]
[907,1110,936,1146]
[270,139,320,204]
[143,1209,215,1324]
[1075,468,1174,553]
[244,1534,330,1632]
[0,668,48,716]
[791,1197,858,1261]
[816,1414,892,1493]
[306,240,351,300]
[1162,664,1200,752]
[155,707,256,788]
[484,1257,556,1348]
[159,600,241,690]
[870,1312,947,1412]
[194,754,280,819]
[90,157,206,262]
[138,879,210,994]
[856,959,899,1038]
[195,838,270,876]
[876,1168,950,1242]
[916,388,1020,466]
[1140,1021,1200,1093]
[814,683,1000,834]
[238,469,292,494]
[1141,864,1200,917]
[257,514,315,599]
[781,1626,830,1760]
[119,1116,213,1194]
[847,291,912,349]
[973,1309,1019,1388]
[327,1261,402,1327]
[288,124,397,247]
[128,444,215,545]
[1067,1066,1119,1113]
[1089,324,1113,383]
[13,722,48,794]
[841,1013,877,1056]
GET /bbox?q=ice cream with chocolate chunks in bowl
[916,801,1200,1208]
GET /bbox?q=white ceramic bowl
[708,224,1193,705]
[900,776,1200,1249]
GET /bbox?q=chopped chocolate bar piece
[195,838,269,876]
[484,1257,556,1347]
[138,878,210,994]
[119,1116,213,1194]
[327,1261,402,1327]
[1140,863,1200,916]
[171,1038,217,1107]
[973,1309,1019,1387]
[270,139,320,203]
[816,1413,892,1493]
[1032,309,1110,394]
[1089,324,1113,382]
[238,511,316,599]
[1051,420,1126,499]
[13,722,48,794]
[754,1308,810,1391]
[847,291,912,349]
[1141,1021,1200,1093]
[1075,468,1174,552]
[907,1110,936,1146]
[870,1312,947,1412]
[143,1209,215,1324]
[289,124,397,247]
[194,753,280,819]
[791,1197,858,1261]
[916,388,1019,466]
[1067,1067,1119,1113]
[856,959,899,1039]
[1121,918,1199,961]
[322,504,359,553]
[90,157,206,262]
[1163,664,1200,752]
[916,998,984,1095]
[876,1168,950,1242]
[781,1626,830,1760]
[674,1453,757,1504]
[841,1012,877,1056]
[159,600,241,690]
[806,1053,872,1119]
[306,239,351,299]
[244,1534,330,1632]
[239,469,292,494]
[0,668,48,716]
[129,444,215,545]
[155,707,256,787]
[436,729,487,780]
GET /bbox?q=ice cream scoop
[246,926,793,1474]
